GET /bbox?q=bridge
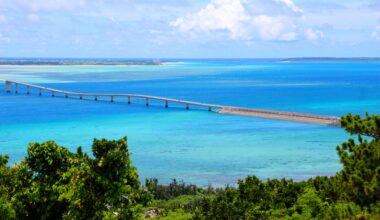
[2,79,341,126]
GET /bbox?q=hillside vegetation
[0,114,379,219]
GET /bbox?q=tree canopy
[0,137,149,220]
[193,114,380,219]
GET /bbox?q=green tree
[62,137,148,219]
[338,114,380,207]
[193,114,380,219]
[0,137,148,220]
[0,155,16,220]
[341,113,380,139]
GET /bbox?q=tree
[337,114,380,206]
[0,137,149,220]
[63,137,148,219]
[0,155,16,219]
[193,114,380,219]
[341,113,380,139]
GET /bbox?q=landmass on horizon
[1,57,380,66]
[0,58,163,66]
[281,57,380,62]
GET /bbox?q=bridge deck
[1,79,341,126]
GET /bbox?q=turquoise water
[1,60,379,186]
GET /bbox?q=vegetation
[0,113,379,219]
[191,114,380,219]
[0,137,150,219]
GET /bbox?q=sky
[0,0,379,58]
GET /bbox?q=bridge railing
[2,79,222,111]
[1,79,341,126]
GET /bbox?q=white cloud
[27,14,40,23]
[170,0,250,39]
[276,0,302,13]
[372,26,380,40]
[171,0,321,42]
[15,0,87,11]
[0,15,6,24]
[0,32,10,42]
[305,28,324,40]
[252,15,297,41]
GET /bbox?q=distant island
[281,57,380,63]
[0,58,162,66]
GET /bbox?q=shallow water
[1,59,379,186]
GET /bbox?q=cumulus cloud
[305,28,324,40]
[276,0,302,13]
[27,14,40,23]
[171,0,322,42]
[14,0,86,11]
[0,15,6,24]
[372,26,380,40]
[170,0,250,39]
[0,32,10,42]
[251,15,297,41]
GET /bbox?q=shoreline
[0,63,173,67]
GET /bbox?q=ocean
[1,59,379,186]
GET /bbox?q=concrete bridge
[2,79,341,126]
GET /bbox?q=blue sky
[0,0,379,58]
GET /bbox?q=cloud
[0,32,10,42]
[13,0,87,11]
[365,0,380,11]
[170,0,250,39]
[251,15,297,41]
[0,15,6,24]
[27,14,40,23]
[305,28,324,40]
[171,0,322,42]
[276,0,302,13]
[372,26,380,40]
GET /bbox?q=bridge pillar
[15,83,18,93]
[39,89,42,96]
[80,95,83,100]
[128,96,131,104]
[165,100,168,108]
[65,93,68,98]
[208,107,212,111]
[5,81,11,93]
[186,104,189,110]
[111,96,114,102]
[146,98,149,106]
[52,91,55,97]
[27,86,30,94]
[94,96,98,101]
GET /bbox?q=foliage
[0,155,16,219]
[337,115,380,207]
[146,178,198,201]
[341,113,380,139]
[192,114,380,219]
[1,113,380,219]
[150,194,208,212]
[0,137,149,220]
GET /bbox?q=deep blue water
[0,59,379,186]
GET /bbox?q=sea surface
[1,59,379,186]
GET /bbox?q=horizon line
[1,57,380,60]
